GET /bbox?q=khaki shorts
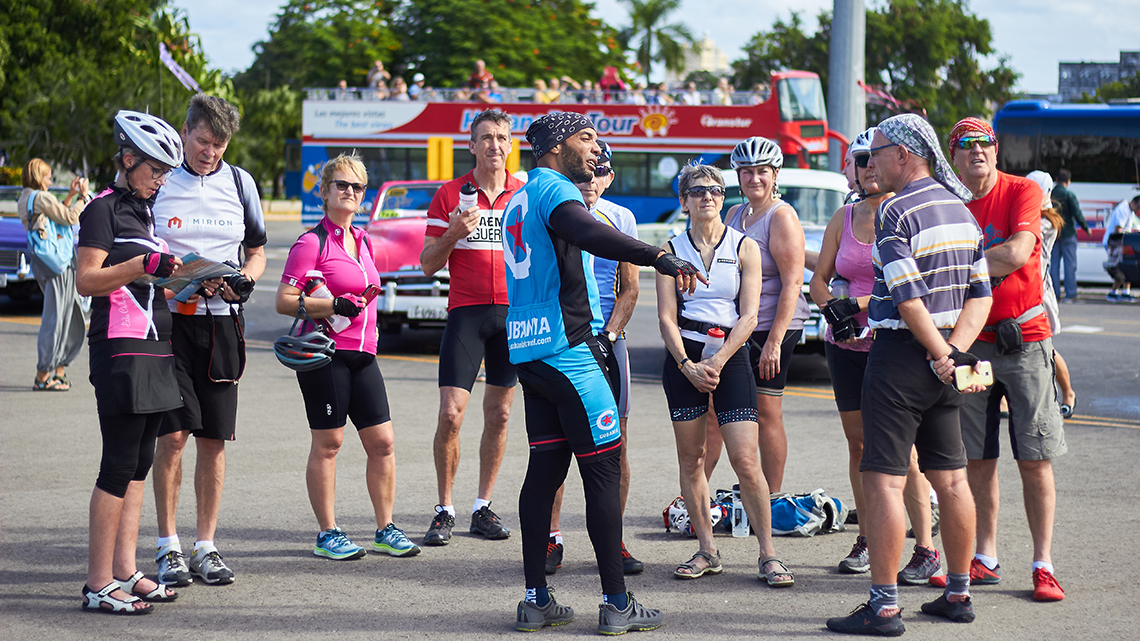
[959,338,1066,461]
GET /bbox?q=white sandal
[116,570,178,602]
[82,582,153,615]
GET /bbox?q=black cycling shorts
[296,350,391,430]
[825,341,869,413]
[662,337,758,425]
[439,304,517,391]
[748,329,802,395]
[161,313,241,440]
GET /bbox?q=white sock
[195,540,216,555]
[156,535,180,555]
[549,531,563,545]
[473,498,491,513]
[441,505,456,517]
[1032,561,1054,574]
[975,553,999,569]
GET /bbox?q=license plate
[407,305,448,320]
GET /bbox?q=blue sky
[172,0,1139,94]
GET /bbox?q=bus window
[778,77,827,122]
[609,152,649,197]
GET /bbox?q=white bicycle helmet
[848,127,876,158]
[114,110,184,168]
[730,136,783,170]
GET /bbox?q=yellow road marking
[0,316,41,326]
[1065,416,1140,429]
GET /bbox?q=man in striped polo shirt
[827,114,993,636]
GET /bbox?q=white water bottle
[458,182,478,212]
[731,484,750,537]
[303,270,350,333]
[830,276,849,299]
[700,327,725,362]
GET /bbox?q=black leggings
[95,412,163,498]
[520,447,625,595]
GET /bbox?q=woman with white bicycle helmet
[723,136,810,495]
[808,127,939,580]
[75,110,186,614]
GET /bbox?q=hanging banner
[159,42,201,92]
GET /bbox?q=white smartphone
[954,361,994,391]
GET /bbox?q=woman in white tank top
[657,164,794,586]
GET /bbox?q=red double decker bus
[293,70,846,225]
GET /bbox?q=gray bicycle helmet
[114,110,184,168]
[274,297,335,372]
[730,136,783,170]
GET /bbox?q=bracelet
[677,357,691,370]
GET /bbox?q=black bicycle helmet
[274,296,335,372]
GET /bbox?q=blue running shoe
[314,528,365,560]
[374,523,421,557]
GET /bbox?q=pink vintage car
[365,180,449,334]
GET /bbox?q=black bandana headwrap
[526,112,596,160]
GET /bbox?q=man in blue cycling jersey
[505,111,703,634]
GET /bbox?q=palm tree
[618,0,699,84]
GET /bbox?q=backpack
[25,191,74,275]
[770,489,848,537]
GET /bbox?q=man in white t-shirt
[151,94,267,587]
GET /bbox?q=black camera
[223,272,254,300]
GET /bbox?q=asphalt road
[1,218,1138,639]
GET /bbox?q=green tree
[730,11,830,91]
[0,1,233,183]
[731,1,1019,139]
[617,0,696,84]
[232,85,303,199]
[391,0,625,88]
[235,0,400,93]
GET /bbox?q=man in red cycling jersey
[420,109,525,545]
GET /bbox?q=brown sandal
[759,556,795,587]
[674,550,723,579]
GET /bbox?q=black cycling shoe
[621,542,644,574]
[545,541,564,575]
[920,594,975,623]
[470,504,510,540]
[424,506,454,546]
[826,603,905,636]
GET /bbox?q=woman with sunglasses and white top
[658,163,794,587]
[724,136,810,494]
[276,154,419,562]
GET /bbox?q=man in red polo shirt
[944,117,1066,602]
[420,109,525,546]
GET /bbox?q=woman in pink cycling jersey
[275,153,419,561]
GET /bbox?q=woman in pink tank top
[809,130,938,579]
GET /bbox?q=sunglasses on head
[594,165,613,177]
[333,179,367,195]
[854,155,870,168]
[686,185,724,198]
[955,135,996,150]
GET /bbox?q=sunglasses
[144,161,174,180]
[686,185,725,198]
[854,155,870,168]
[333,180,367,195]
[594,165,613,177]
[955,135,996,150]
